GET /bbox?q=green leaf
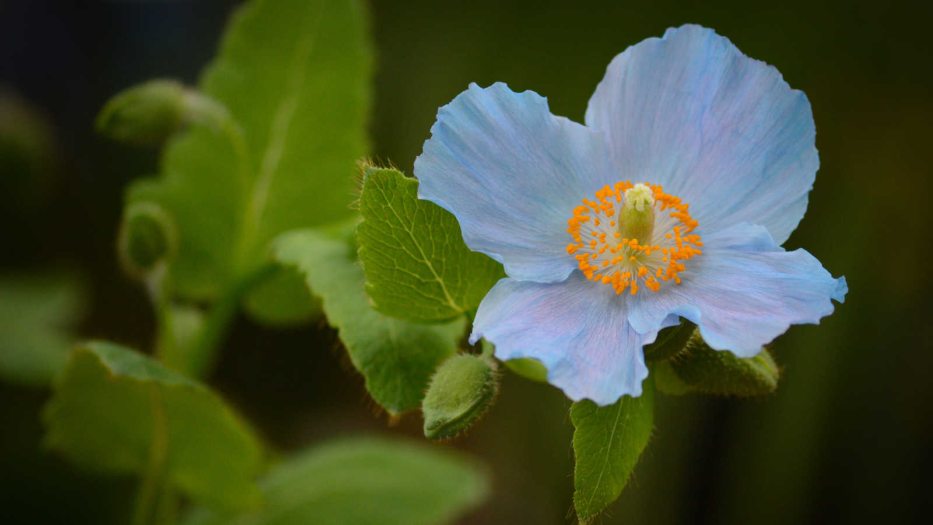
[504,357,549,382]
[422,354,499,440]
[241,265,321,327]
[665,331,780,396]
[273,226,464,415]
[571,381,654,523]
[127,0,371,313]
[182,437,488,525]
[0,273,82,387]
[43,341,263,510]
[357,167,503,322]
[494,340,549,383]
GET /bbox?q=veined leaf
[571,381,654,523]
[182,437,489,525]
[273,226,464,415]
[357,167,503,322]
[0,273,82,387]
[127,0,371,317]
[43,341,263,510]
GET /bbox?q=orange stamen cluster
[565,181,703,295]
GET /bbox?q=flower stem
[188,263,275,377]
[131,92,258,525]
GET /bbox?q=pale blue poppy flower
[414,24,847,405]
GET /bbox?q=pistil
[618,183,655,246]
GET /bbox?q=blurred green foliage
[43,341,264,511]
[182,437,488,525]
[1,0,931,523]
[0,87,56,219]
[125,0,371,323]
[0,273,82,386]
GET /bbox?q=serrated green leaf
[357,167,503,322]
[0,273,82,387]
[43,341,263,510]
[666,331,780,396]
[571,381,654,523]
[128,0,371,315]
[273,226,464,415]
[182,437,488,525]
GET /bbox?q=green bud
[422,354,499,440]
[96,79,229,145]
[117,202,177,278]
[96,80,186,144]
[618,183,655,245]
[663,330,780,397]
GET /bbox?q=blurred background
[1,0,931,523]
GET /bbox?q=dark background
[2,0,931,523]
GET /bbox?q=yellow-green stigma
[619,183,655,245]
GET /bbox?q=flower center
[566,181,703,295]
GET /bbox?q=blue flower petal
[586,24,818,244]
[628,223,847,357]
[416,83,616,283]
[471,274,653,405]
